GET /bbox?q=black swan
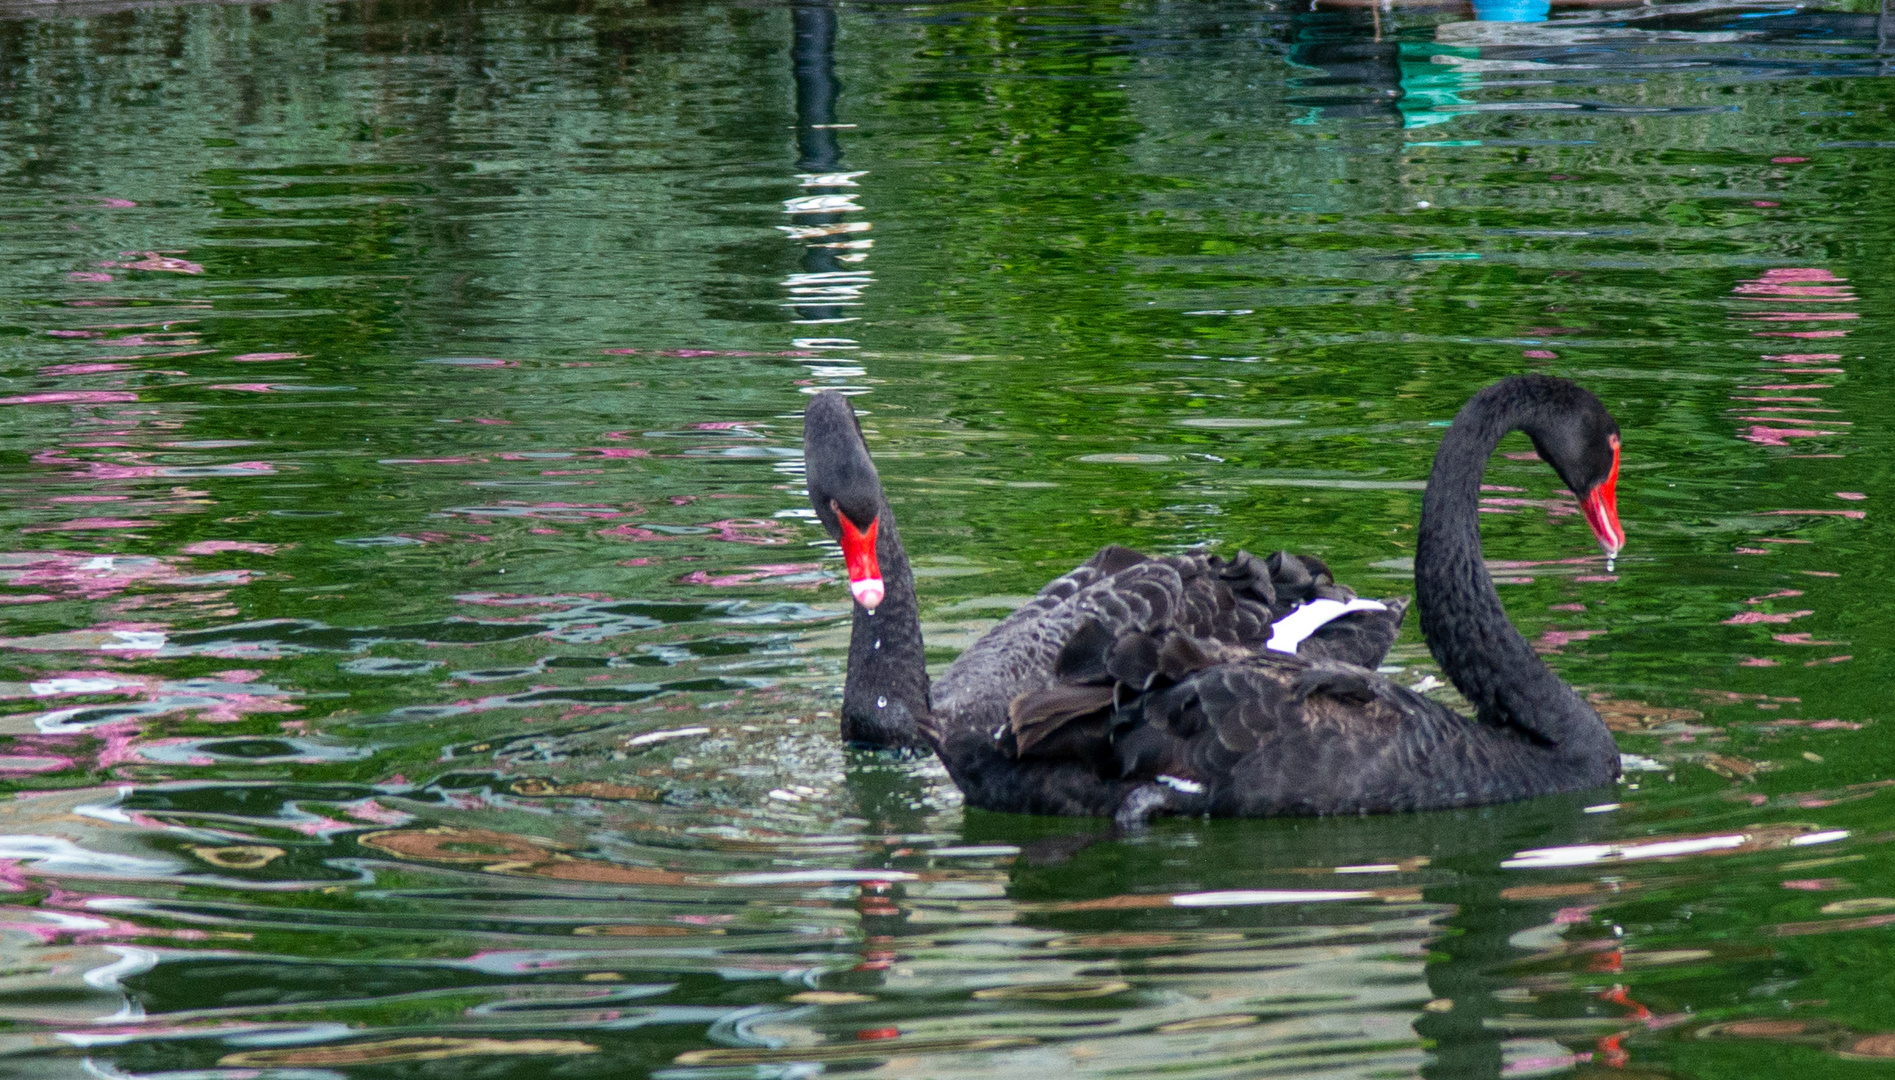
[802,375,1624,821]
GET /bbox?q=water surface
[1,0,1894,1076]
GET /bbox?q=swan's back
[922,546,1409,815]
[1019,643,1612,816]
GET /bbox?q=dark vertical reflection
[1284,5,1404,123]
[1881,0,1892,72]
[784,0,872,334]
[794,2,843,174]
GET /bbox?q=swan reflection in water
[661,799,1734,1079]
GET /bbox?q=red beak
[836,510,884,612]
[1581,436,1624,558]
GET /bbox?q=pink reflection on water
[101,251,203,274]
[454,592,611,607]
[1741,426,1838,446]
[1736,285,1853,301]
[1773,632,1841,646]
[715,520,799,546]
[1536,628,1605,653]
[678,563,829,587]
[1723,610,1814,625]
[0,391,138,405]
[1761,509,1866,519]
[341,798,414,826]
[230,352,304,362]
[449,502,629,521]
[602,348,816,358]
[1753,269,1836,281]
[180,541,283,555]
[399,532,492,544]
[1734,312,1858,322]
[38,363,134,376]
[598,525,677,542]
[20,518,149,532]
[31,448,277,480]
[1478,497,1579,517]
[0,553,188,599]
[1745,590,1805,604]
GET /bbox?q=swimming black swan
[802,375,1624,822]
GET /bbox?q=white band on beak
[850,577,885,612]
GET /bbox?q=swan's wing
[1293,595,1410,669]
[1008,630,1482,816]
[1113,655,1451,816]
[929,550,1262,746]
[931,546,1405,750]
[983,544,1152,637]
[926,549,1179,744]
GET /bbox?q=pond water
[0,0,1892,1075]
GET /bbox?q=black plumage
[800,375,1624,821]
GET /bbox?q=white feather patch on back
[1265,598,1389,654]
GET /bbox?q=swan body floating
[802,375,1625,823]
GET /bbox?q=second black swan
[802,375,1625,822]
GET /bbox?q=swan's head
[1523,381,1624,559]
[803,391,886,612]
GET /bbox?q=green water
[0,0,1893,1075]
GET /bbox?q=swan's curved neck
[838,494,930,749]
[1414,397,1611,757]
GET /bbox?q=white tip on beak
[850,577,885,613]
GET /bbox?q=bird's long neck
[839,494,930,749]
[1414,396,1613,761]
